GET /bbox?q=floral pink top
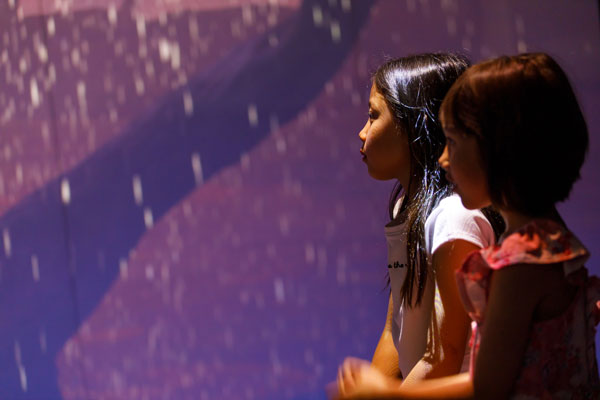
[456,219,600,399]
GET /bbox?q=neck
[499,206,563,237]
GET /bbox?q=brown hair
[441,53,588,216]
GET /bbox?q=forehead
[368,83,386,106]
[439,106,455,130]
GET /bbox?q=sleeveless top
[456,219,600,399]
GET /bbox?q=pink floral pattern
[456,219,600,399]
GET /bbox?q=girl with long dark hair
[334,53,600,400]
[334,54,503,394]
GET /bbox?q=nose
[438,145,449,170]
[358,120,368,142]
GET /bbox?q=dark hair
[374,53,471,307]
[441,53,588,216]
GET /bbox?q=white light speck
[161,265,169,281]
[31,255,40,282]
[269,114,279,132]
[189,17,199,39]
[276,137,286,153]
[8,0,15,8]
[325,82,335,94]
[191,153,203,185]
[240,153,250,170]
[145,265,154,280]
[30,79,40,108]
[15,164,23,184]
[71,48,80,67]
[274,278,285,303]
[60,178,71,205]
[77,81,86,103]
[132,175,143,205]
[240,291,250,304]
[18,365,27,392]
[39,329,47,354]
[37,43,48,63]
[248,104,258,127]
[330,21,341,42]
[517,40,527,53]
[170,43,181,69]
[14,341,21,364]
[446,16,456,35]
[19,57,27,73]
[47,17,55,36]
[145,61,155,77]
[183,90,194,116]
[182,201,192,217]
[144,207,154,229]
[136,15,146,37]
[341,0,351,11]
[268,34,279,47]
[242,5,254,25]
[3,229,11,258]
[107,4,117,25]
[159,12,167,25]
[305,349,315,364]
[109,108,118,123]
[159,38,170,62]
[278,215,289,235]
[134,76,144,95]
[119,258,128,279]
[461,38,472,51]
[305,243,315,263]
[270,348,282,375]
[515,15,525,35]
[312,6,323,26]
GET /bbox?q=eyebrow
[442,124,458,132]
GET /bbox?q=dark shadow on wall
[0,0,375,398]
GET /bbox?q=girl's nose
[358,120,368,142]
[438,145,449,170]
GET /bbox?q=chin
[459,193,492,210]
[367,170,391,181]
[459,196,484,210]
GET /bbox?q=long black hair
[373,53,493,307]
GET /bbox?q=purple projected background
[0,0,598,399]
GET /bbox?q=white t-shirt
[384,193,494,376]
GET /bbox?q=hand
[329,357,400,399]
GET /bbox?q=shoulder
[481,219,589,272]
[485,262,563,317]
[425,194,495,255]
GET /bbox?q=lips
[360,148,366,161]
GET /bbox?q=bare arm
[371,293,402,378]
[333,369,473,399]
[334,263,546,400]
[401,240,475,385]
[472,264,542,399]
